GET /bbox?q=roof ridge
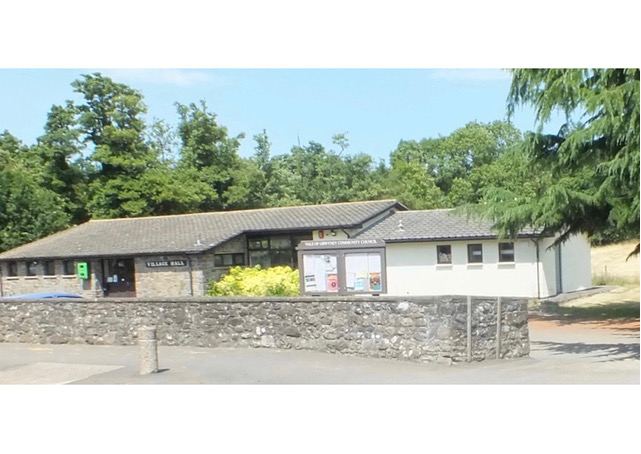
[401,208,455,213]
[87,199,401,223]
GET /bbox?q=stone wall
[134,256,194,298]
[0,295,529,363]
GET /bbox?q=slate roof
[354,209,541,242]
[0,200,404,260]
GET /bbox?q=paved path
[0,318,638,384]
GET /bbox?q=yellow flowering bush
[207,265,300,296]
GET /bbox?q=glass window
[248,239,269,250]
[63,260,75,275]
[270,249,293,267]
[249,250,271,269]
[270,237,291,250]
[8,261,18,277]
[467,244,483,263]
[26,261,38,276]
[214,253,245,267]
[44,260,55,276]
[301,254,339,292]
[499,242,515,262]
[344,252,383,292]
[437,245,452,264]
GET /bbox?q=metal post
[467,295,472,362]
[139,326,159,375]
[496,297,502,359]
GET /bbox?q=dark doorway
[103,258,136,297]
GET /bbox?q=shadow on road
[532,340,640,362]
[532,301,640,329]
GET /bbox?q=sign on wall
[145,260,187,268]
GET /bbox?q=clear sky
[0,68,559,163]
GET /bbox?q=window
[7,261,18,277]
[214,253,245,267]
[44,260,55,276]
[26,261,38,276]
[63,260,75,275]
[248,233,312,269]
[301,254,339,292]
[345,252,383,292]
[437,245,452,264]
[467,244,483,263]
[499,242,515,262]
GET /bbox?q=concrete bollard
[139,326,159,375]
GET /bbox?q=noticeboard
[297,240,386,295]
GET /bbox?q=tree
[476,69,640,254]
[72,73,161,218]
[32,101,89,225]
[383,158,445,209]
[387,121,521,208]
[0,140,70,252]
[175,101,245,210]
[147,118,179,164]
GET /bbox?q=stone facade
[0,295,529,363]
[0,235,248,299]
[0,259,102,298]
[197,235,248,295]
[134,256,194,298]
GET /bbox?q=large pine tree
[475,69,640,254]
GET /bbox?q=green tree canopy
[176,101,245,210]
[0,143,70,252]
[475,69,639,253]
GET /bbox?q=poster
[302,254,337,292]
[326,274,339,292]
[345,252,383,292]
[369,272,382,292]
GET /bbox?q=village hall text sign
[145,260,187,268]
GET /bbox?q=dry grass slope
[591,240,640,284]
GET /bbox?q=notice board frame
[296,239,387,295]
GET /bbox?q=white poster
[345,252,383,292]
[302,254,337,292]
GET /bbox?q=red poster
[327,274,338,292]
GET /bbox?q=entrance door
[104,258,136,297]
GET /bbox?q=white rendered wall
[559,234,592,292]
[537,237,558,298]
[384,235,592,298]
[385,240,541,298]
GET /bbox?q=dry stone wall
[0,296,529,363]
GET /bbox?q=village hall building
[0,199,591,299]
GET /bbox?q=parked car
[1,292,83,299]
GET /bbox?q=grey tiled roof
[0,200,404,260]
[354,209,540,242]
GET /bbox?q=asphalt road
[0,317,638,384]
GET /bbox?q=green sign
[77,262,89,280]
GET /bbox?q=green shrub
[207,265,300,296]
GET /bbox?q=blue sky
[0,68,561,163]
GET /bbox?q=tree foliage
[474,69,639,252]
[10,71,614,258]
[0,139,70,251]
